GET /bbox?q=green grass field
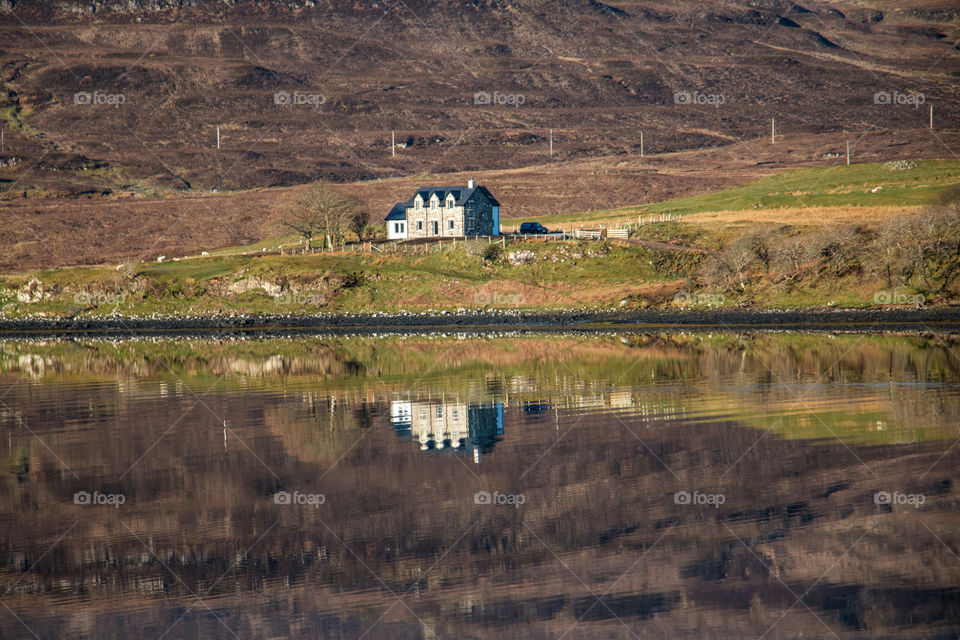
[0,239,693,317]
[533,159,960,225]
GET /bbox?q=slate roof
[412,185,500,207]
[385,202,408,221]
[384,183,500,221]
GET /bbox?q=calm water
[1,333,959,639]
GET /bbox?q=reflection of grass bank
[4,333,958,385]
[684,394,959,446]
[3,333,959,446]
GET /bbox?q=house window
[417,221,423,231]
[447,197,455,208]
[449,220,454,230]
[394,223,400,233]
[430,198,438,210]
[415,196,422,209]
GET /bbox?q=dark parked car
[519,222,549,235]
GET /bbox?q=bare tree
[283,184,361,253]
[725,241,755,290]
[349,208,371,242]
[872,218,910,289]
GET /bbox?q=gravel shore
[1,308,959,339]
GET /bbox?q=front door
[432,221,439,235]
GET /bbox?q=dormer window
[430,195,439,210]
[414,195,423,209]
[446,195,455,208]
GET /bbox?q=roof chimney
[467,178,476,189]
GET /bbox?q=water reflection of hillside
[4,334,960,448]
[1,335,960,639]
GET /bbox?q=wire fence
[239,213,685,257]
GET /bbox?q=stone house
[385,178,500,240]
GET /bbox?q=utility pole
[549,128,553,157]
[216,125,221,150]
[930,105,933,130]
[771,117,775,144]
[392,130,396,157]
[640,130,644,157]
[846,140,850,166]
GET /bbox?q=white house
[390,399,504,463]
[385,178,500,240]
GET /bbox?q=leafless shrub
[698,233,755,291]
[924,192,960,294]
[773,235,811,279]
[742,226,782,275]
[809,226,860,277]
[869,192,960,295]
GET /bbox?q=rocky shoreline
[1,308,959,339]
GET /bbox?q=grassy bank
[1,160,958,317]
[0,239,693,317]
[0,230,949,317]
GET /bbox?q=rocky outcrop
[16,278,44,304]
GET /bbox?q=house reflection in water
[391,400,505,463]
